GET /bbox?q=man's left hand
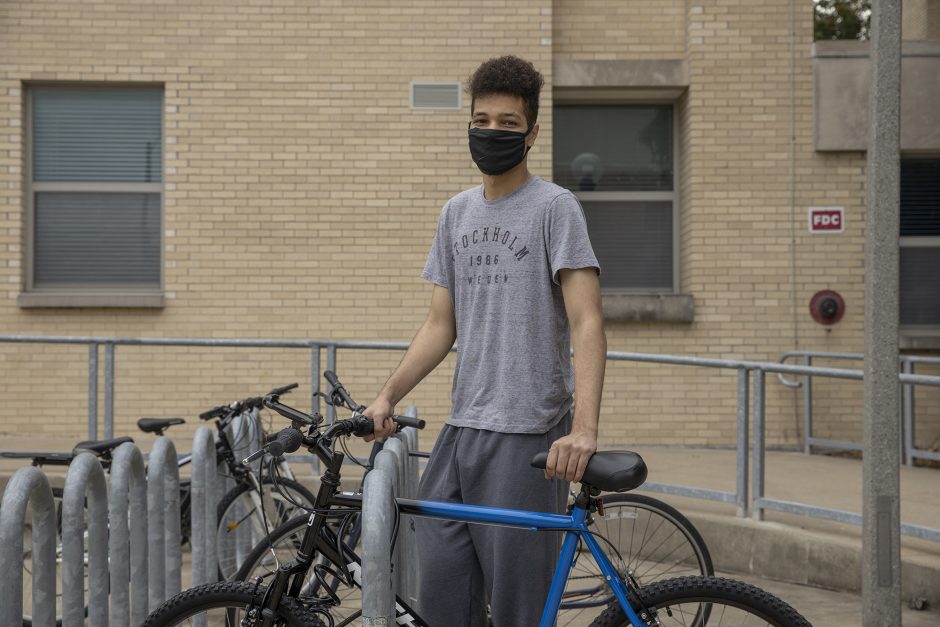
[545,431,597,483]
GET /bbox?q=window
[553,104,676,292]
[23,85,163,305]
[900,158,940,328]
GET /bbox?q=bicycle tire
[232,513,364,626]
[589,575,812,627]
[216,477,317,579]
[560,493,713,613]
[142,580,327,626]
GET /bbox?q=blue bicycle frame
[396,497,646,627]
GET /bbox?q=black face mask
[467,125,533,176]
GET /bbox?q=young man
[363,55,606,625]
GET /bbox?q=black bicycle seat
[138,417,186,434]
[0,450,75,466]
[530,450,648,493]
[72,436,134,456]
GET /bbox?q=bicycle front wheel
[589,576,812,627]
[216,477,316,579]
[233,513,364,626]
[561,493,713,614]
[142,581,326,627]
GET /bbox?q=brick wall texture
[1,0,937,455]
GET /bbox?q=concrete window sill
[18,291,165,308]
[601,293,694,322]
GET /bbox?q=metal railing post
[361,451,397,625]
[191,426,219,592]
[803,354,812,454]
[109,441,149,626]
[0,466,56,627]
[104,342,115,439]
[751,368,766,522]
[736,368,750,518]
[377,440,403,595]
[88,342,98,440]
[326,344,337,424]
[902,360,914,466]
[147,436,182,610]
[62,452,109,627]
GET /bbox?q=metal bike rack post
[110,441,149,626]
[222,411,265,568]
[192,426,219,591]
[0,466,56,627]
[62,452,109,627]
[751,369,766,522]
[382,438,405,597]
[361,450,397,626]
[148,436,182,610]
[736,368,750,518]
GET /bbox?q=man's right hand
[362,397,397,442]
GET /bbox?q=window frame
[899,154,940,343]
[19,82,165,308]
[552,96,681,295]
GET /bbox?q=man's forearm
[571,316,606,435]
[379,318,455,406]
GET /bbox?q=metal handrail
[776,350,940,464]
[2,334,939,544]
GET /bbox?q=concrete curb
[688,511,940,608]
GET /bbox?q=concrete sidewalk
[3,436,939,625]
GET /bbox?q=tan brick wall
[553,0,687,60]
[1,1,937,459]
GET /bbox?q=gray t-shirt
[421,176,600,434]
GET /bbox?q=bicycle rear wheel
[142,580,326,626]
[216,477,316,579]
[589,575,812,627]
[560,493,713,619]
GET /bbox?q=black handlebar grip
[270,383,299,396]
[393,414,426,430]
[324,370,340,387]
[267,428,304,458]
[351,416,374,438]
[323,371,360,410]
[199,405,227,421]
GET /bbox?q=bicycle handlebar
[324,370,362,411]
[199,383,298,421]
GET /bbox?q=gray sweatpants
[414,414,571,627]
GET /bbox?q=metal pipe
[0,467,56,627]
[62,452,108,627]
[804,354,813,455]
[361,458,396,625]
[191,426,218,591]
[903,361,914,467]
[109,441,148,626]
[88,343,98,440]
[147,437,182,609]
[326,344,337,424]
[736,368,749,518]
[104,343,115,439]
[752,369,766,522]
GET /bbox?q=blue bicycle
[144,373,812,627]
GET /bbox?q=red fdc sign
[808,207,844,233]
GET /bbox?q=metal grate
[410,82,461,110]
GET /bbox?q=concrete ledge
[554,59,688,90]
[688,511,940,608]
[17,291,165,308]
[602,293,694,322]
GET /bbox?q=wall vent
[410,82,461,110]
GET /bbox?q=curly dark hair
[467,55,545,127]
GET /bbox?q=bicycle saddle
[72,436,134,456]
[138,417,186,434]
[530,450,648,493]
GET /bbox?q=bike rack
[360,420,423,625]
[109,441,149,625]
[0,466,57,626]
[147,436,182,610]
[361,450,397,625]
[62,452,109,626]
[191,426,220,590]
